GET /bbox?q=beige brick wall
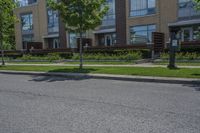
[14,0,48,50]
[125,0,178,45]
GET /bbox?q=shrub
[160,52,200,60]
[72,51,142,61]
[47,53,62,62]
[84,49,151,59]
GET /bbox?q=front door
[105,34,112,46]
[182,27,193,41]
[53,38,60,49]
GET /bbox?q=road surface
[0,74,200,133]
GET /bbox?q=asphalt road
[0,74,200,133]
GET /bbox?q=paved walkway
[5,63,200,68]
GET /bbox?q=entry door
[53,38,59,49]
[105,35,112,46]
[182,27,193,42]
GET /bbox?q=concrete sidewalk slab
[0,70,199,85]
[5,63,200,68]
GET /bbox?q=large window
[130,0,156,17]
[130,24,156,44]
[21,13,33,32]
[181,26,200,41]
[17,0,37,7]
[47,9,59,33]
[22,34,34,49]
[178,0,200,18]
[69,33,86,48]
[102,0,116,26]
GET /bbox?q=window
[102,0,116,26]
[47,9,59,33]
[69,33,77,48]
[16,0,37,7]
[22,34,34,49]
[69,33,86,48]
[21,13,33,32]
[130,0,156,17]
[130,24,156,44]
[178,0,200,18]
[181,26,200,41]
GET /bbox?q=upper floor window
[16,0,37,7]
[178,0,200,18]
[130,0,156,17]
[102,0,116,26]
[47,9,59,33]
[130,24,156,44]
[21,13,33,32]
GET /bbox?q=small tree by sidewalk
[48,0,109,69]
[194,0,200,39]
[0,0,16,66]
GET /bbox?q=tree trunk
[0,33,5,66]
[79,31,83,69]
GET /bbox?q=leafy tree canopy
[48,0,109,32]
[194,0,200,9]
[0,0,17,50]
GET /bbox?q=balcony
[16,0,37,7]
[101,14,116,27]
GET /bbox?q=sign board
[172,40,178,47]
[171,39,181,51]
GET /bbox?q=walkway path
[5,63,200,68]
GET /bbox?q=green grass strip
[0,65,200,79]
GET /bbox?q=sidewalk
[0,70,199,85]
[6,63,200,68]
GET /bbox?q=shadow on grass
[29,68,98,82]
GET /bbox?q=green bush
[84,49,151,59]
[160,52,200,60]
[47,53,62,62]
[72,51,142,61]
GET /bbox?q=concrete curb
[0,70,199,85]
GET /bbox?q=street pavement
[0,74,200,133]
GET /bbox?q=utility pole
[168,28,179,69]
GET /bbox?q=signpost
[168,29,180,69]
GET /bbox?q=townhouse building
[14,0,200,50]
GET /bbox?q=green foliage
[0,0,17,50]
[72,51,142,61]
[194,0,200,10]
[84,49,151,58]
[160,52,200,60]
[48,0,109,33]
[20,54,62,62]
[47,53,62,62]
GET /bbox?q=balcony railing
[16,0,37,7]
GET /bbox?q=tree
[48,0,109,69]
[0,0,16,65]
[194,0,200,39]
[194,0,200,9]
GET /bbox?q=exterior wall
[125,0,178,45]
[14,0,48,50]
[159,0,178,43]
[116,0,126,45]
[14,0,198,50]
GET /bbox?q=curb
[0,70,199,85]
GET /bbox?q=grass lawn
[0,65,200,78]
[154,62,200,66]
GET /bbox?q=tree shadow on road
[182,83,200,92]
[29,68,98,82]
